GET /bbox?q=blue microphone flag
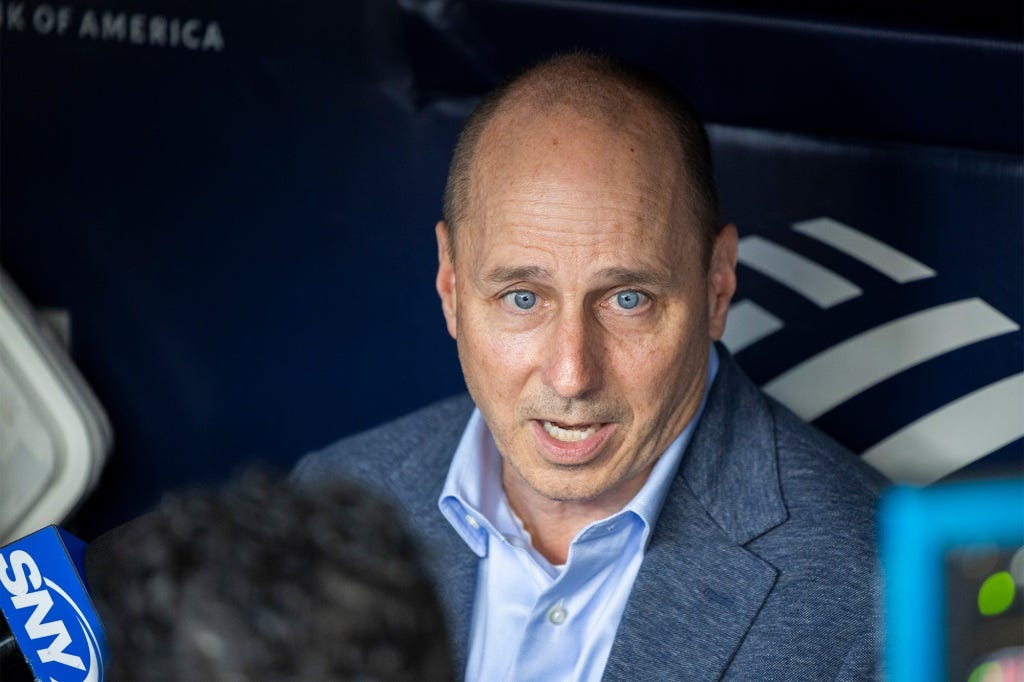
[0,526,107,681]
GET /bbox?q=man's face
[436,105,737,509]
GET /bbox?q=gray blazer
[294,347,888,680]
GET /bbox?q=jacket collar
[680,344,788,546]
[382,394,479,674]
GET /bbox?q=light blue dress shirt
[439,348,719,681]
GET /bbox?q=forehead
[477,101,677,191]
[461,104,694,270]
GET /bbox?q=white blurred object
[0,269,112,543]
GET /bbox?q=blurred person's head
[89,470,452,681]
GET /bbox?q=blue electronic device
[881,478,1024,681]
[0,526,107,682]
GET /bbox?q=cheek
[459,316,534,400]
[478,324,529,372]
[615,341,674,399]
[609,327,701,411]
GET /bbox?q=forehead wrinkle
[483,192,670,240]
[496,185,665,213]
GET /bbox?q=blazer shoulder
[764,398,889,555]
[732,401,887,680]
[291,393,474,489]
[772,399,887,495]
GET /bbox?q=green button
[977,571,1015,616]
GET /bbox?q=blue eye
[615,290,645,310]
[506,291,537,310]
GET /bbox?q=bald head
[442,52,721,266]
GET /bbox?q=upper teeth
[543,421,599,442]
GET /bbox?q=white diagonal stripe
[738,236,862,308]
[722,300,784,352]
[762,298,1020,421]
[862,373,1024,484]
[792,217,936,283]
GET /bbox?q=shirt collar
[439,345,720,555]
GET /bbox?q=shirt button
[547,602,568,625]
[464,514,479,529]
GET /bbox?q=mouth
[541,420,602,442]
[531,419,615,465]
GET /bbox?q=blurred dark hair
[90,470,452,681]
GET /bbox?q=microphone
[0,526,107,682]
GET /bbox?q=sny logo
[1,542,102,682]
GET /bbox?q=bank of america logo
[723,216,1022,485]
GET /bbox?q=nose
[541,310,604,399]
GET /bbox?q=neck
[501,462,652,565]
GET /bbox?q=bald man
[295,52,887,681]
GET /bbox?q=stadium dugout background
[1,0,1021,541]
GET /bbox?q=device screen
[945,544,1024,681]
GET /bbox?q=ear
[707,223,738,341]
[435,221,458,339]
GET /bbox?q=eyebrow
[593,266,678,289]
[480,265,679,289]
[482,265,553,284]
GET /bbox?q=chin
[529,475,615,504]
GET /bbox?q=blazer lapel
[602,478,778,681]
[384,395,480,675]
[604,348,788,680]
[405,482,478,675]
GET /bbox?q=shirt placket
[507,517,641,682]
